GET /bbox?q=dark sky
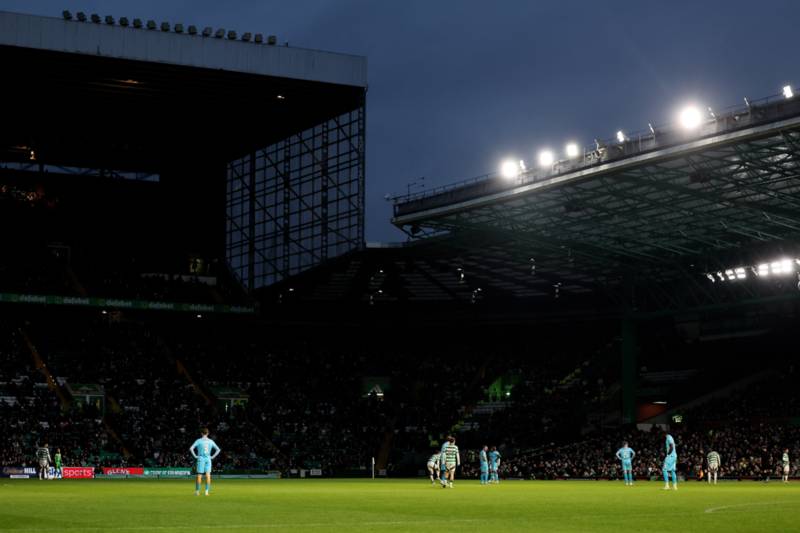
[2,0,799,242]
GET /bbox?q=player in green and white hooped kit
[782,448,790,483]
[189,428,220,496]
[35,443,51,480]
[426,451,440,484]
[706,450,721,484]
[442,436,460,488]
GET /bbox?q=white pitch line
[704,500,795,514]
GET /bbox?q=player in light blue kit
[190,428,220,496]
[663,430,677,490]
[479,445,489,485]
[615,441,636,486]
[488,446,501,484]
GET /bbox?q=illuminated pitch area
[1,480,798,532]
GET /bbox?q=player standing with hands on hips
[190,428,220,496]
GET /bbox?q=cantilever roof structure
[0,11,366,171]
[391,94,800,308]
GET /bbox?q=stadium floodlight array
[496,83,798,187]
[706,258,798,283]
[61,12,281,47]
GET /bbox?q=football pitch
[1,479,798,532]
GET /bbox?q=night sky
[2,0,798,242]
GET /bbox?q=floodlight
[616,131,626,143]
[757,263,769,277]
[565,143,580,158]
[679,106,703,130]
[500,160,519,179]
[538,150,555,168]
[783,85,794,99]
[725,269,735,281]
[735,267,746,280]
[518,160,527,171]
[706,273,715,283]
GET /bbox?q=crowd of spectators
[500,423,800,481]
[2,308,799,483]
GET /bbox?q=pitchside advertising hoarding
[1,466,94,478]
[62,467,94,478]
[143,467,192,478]
[101,467,144,476]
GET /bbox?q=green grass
[1,479,798,532]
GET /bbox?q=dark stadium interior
[1,10,800,496]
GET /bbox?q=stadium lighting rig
[61,10,278,45]
[706,257,798,283]
[565,142,580,158]
[537,150,554,168]
[678,105,703,130]
[500,160,521,179]
[495,83,794,184]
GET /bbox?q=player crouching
[426,451,440,485]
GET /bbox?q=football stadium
[1,5,800,532]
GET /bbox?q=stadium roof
[0,11,366,171]
[389,93,800,309]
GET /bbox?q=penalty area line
[704,501,796,514]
